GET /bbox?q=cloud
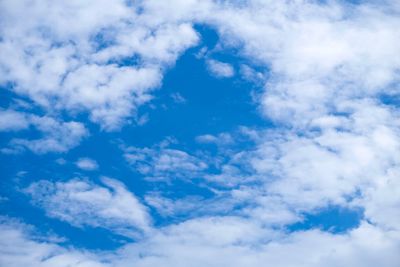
[2,0,400,266]
[356,168,400,230]
[1,110,88,154]
[144,190,242,220]
[25,177,151,236]
[206,59,235,78]
[76,158,99,171]
[201,1,400,126]
[0,109,29,131]
[10,120,87,154]
[0,0,199,130]
[144,193,205,217]
[170,92,186,104]
[148,0,400,233]
[1,216,399,267]
[0,217,110,267]
[112,219,399,267]
[195,133,233,145]
[125,0,400,237]
[124,146,208,182]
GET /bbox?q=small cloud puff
[76,157,99,171]
[206,59,235,78]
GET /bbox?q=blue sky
[0,1,399,266]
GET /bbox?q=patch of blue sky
[288,205,364,234]
[380,92,400,107]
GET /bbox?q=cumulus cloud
[185,1,400,234]
[206,59,235,78]
[203,1,400,126]
[125,0,400,233]
[2,0,400,266]
[25,177,151,236]
[126,0,400,255]
[195,132,234,145]
[1,110,87,154]
[0,0,199,130]
[76,158,99,171]
[124,145,208,182]
[0,109,30,131]
[1,216,399,267]
[113,219,400,267]
[0,217,109,267]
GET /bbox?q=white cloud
[195,133,233,145]
[76,158,99,171]
[1,216,399,267]
[124,146,208,182]
[111,219,399,267]
[25,177,151,236]
[356,168,400,230]
[206,59,235,78]
[1,110,88,154]
[144,191,240,219]
[2,0,400,265]
[157,0,400,233]
[239,64,265,84]
[0,109,29,131]
[121,0,400,238]
[200,1,400,127]
[0,0,199,130]
[144,193,204,217]
[11,120,87,154]
[196,100,400,229]
[0,217,110,267]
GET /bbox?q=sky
[0,0,399,266]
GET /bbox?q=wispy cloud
[25,177,151,237]
[124,145,208,182]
